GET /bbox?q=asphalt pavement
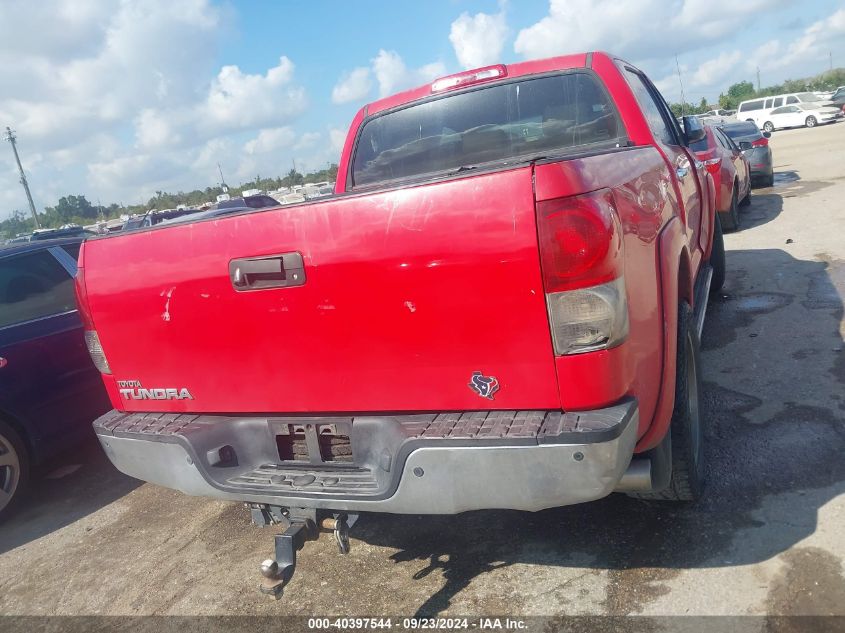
[1,121,844,621]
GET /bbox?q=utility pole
[830,51,834,72]
[675,55,687,115]
[217,162,228,193]
[4,127,40,228]
[756,66,761,92]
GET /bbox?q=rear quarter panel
[534,146,676,439]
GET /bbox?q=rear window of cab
[351,72,626,188]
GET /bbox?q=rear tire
[709,213,726,295]
[0,419,29,521]
[637,303,705,501]
[805,116,817,128]
[719,186,739,232]
[763,121,774,133]
[739,183,751,207]
[765,172,775,187]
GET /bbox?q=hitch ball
[260,559,280,579]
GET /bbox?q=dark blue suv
[0,238,110,518]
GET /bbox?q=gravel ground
[1,121,844,624]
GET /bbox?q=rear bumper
[94,400,638,514]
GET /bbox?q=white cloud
[334,50,446,103]
[372,50,408,97]
[514,0,790,62]
[372,49,446,97]
[244,128,297,155]
[202,57,306,134]
[88,154,184,195]
[330,128,347,154]
[332,67,372,104]
[652,6,845,104]
[135,109,180,150]
[295,132,321,150]
[766,8,845,71]
[690,51,742,87]
[449,9,508,69]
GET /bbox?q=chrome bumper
[94,401,639,514]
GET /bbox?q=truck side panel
[534,146,675,439]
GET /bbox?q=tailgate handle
[229,253,306,291]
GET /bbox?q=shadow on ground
[0,434,139,555]
[737,192,782,232]
[349,227,845,615]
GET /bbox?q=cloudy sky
[1,0,843,218]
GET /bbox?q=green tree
[720,80,756,109]
[44,195,97,223]
[0,209,35,238]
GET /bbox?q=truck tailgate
[84,167,561,413]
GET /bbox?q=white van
[737,92,833,127]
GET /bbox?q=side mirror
[739,141,753,151]
[763,131,772,138]
[682,115,706,145]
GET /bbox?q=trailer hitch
[255,508,354,599]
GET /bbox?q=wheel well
[0,408,33,462]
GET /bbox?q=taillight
[537,190,628,355]
[431,65,506,93]
[84,331,112,374]
[536,190,621,293]
[74,261,94,330]
[74,248,112,374]
[703,157,721,173]
[752,137,769,147]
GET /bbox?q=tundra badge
[116,380,194,400]
[468,371,500,400]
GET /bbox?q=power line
[4,126,40,229]
[675,55,687,114]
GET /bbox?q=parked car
[707,109,735,117]
[0,238,111,519]
[760,104,841,132]
[121,216,148,231]
[29,226,98,241]
[721,121,774,187]
[737,92,834,128]
[828,87,845,111]
[211,195,280,211]
[699,109,735,120]
[79,52,723,596]
[691,125,751,231]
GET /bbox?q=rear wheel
[739,182,751,207]
[765,172,775,187]
[805,116,817,128]
[763,121,774,133]
[709,213,725,295]
[720,185,739,232]
[0,420,28,521]
[638,303,705,501]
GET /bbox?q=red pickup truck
[78,52,723,595]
